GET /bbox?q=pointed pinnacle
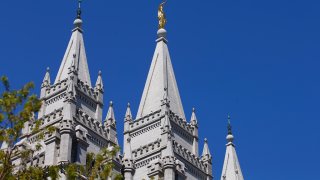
[95,71,103,90]
[125,103,133,120]
[105,101,116,124]
[42,67,51,85]
[227,115,232,135]
[191,107,198,126]
[77,0,82,19]
[202,138,211,157]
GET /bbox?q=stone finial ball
[74,18,83,27]
[157,28,167,38]
[226,134,234,142]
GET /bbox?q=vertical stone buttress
[202,138,213,180]
[161,99,175,180]
[123,104,134,180]
[191,108,199,156]
[59,73,77,164]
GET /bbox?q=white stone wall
[173,132,193,152]
[130,123,162,151]
[45,97,65,116]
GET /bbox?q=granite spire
[136,28,185,120]
[54,2,92,86]
[221,116,244,180]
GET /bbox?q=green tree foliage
[65,146,123,180]
[0,76,59,180]
[0,76,122,180]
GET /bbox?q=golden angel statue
[158,1,167,29]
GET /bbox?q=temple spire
[136,26,185,120]
[221,116,244,180]
[54,1,91,86]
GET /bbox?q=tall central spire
[136,28,185,119]
[54,0,92,86]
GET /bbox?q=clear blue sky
[0,0,319,179]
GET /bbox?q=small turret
[38,68,51,118]
[202,138,212,162]
[202,138,213,180]
[104,101,117,144]
[95,70,104,92]
[122,103,135,179]
[123,136,135,180]
[40,67,51,98]
[105,101,116,127]
[42,67,51,87]
[94,71,104,122]
[190,107,199,156]
[190,108,198,126]
[125,103,133,120]
[124,103,132,133]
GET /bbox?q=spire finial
[95,70,103,91]
[125,102,133,121]
[227,114,232,135]
[190,107,198,126]
[42,67,51,87]
[77,0,82,19]
[202,138,212,159]
[158,1,167,30]
[157,1,168,40]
